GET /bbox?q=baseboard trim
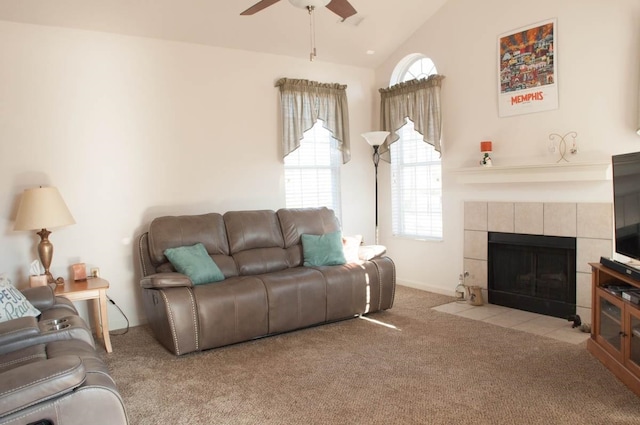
[396,280,455,297]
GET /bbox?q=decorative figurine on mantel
[480,140,493,167]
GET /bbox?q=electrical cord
[107,295,130,335]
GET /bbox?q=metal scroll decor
[548,131,577,163]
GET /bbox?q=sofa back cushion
[223,210,288,275]
[147,213,238,278]
[277,207,341,267]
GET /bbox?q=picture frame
[498,18,558,117]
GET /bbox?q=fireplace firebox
[488,232,576,319]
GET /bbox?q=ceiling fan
[240,0,357,20]
[241,0,358,61]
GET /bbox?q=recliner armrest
[0,355,85,418]
[0,317,40,347]
[20,285,56,311]
[140,272,193,289]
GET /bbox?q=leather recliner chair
[0,284,129,424]
[0,285,95,356]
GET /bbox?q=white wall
[374,0,640,294]
[0,21,376,329]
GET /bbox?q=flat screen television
[612,151,640,266]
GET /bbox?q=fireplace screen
[488,232,576,318]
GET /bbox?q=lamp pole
[361,131,389,246]
[372,144,380,244]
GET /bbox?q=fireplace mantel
[453,161,611,184]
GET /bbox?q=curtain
[275,78,351,164]
[379,74,445,158]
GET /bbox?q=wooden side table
[54,277,113,353]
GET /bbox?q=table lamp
[14,186,75,283]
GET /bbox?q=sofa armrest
[140,273,193,289]
[0,316,40,347]
[358,245,387,261]
[0,355,85,417]
[20,285,55,311]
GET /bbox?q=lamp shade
[480,141,493,152]
[14,187,75,231]
[361,131,390,147]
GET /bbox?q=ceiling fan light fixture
[288,0,330,9]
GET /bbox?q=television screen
[613,151,640,263]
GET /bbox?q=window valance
[275,78,351,164]
[379,74,445,158]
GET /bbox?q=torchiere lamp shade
[361,131,390,147]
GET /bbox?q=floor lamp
[361,131,390,245]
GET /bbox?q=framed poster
[498,18,558,117]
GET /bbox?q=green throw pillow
[164,243,224,285]
[301,231,346,267]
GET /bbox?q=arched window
[389,55,442,240]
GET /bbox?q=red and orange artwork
[499,22,555,94]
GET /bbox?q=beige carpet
[104,286,640,425]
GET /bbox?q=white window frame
[284,120,342,219]
[390,55,442,240]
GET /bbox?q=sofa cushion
[224,210,289,275]
[0,276,41,323]
[148,213,229,266]
[277,207,341,249]
[224,210,284,253]
[301,232,346,267]
[164,243,225,285]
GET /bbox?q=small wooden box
[72,263,87,281]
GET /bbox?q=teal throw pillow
[301,231,346,267]
[164,243,224,285]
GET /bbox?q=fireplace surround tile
[576,272,592,309]
[514,202,543,234]
[463,257,487,290]
[488,202,514,233]
[464,230,487,260]
[576,238,612,273]
[543,203,577,237]
[577,203,613,239]
[464,201,487,231]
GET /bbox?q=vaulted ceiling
[0,0,448,68]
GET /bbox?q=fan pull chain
[308,6,316,61]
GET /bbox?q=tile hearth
[433,301,590,345]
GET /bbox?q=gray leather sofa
[137,207,396,355]
[0,285,128,425]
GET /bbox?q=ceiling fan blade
[325,0,357,20]
[240,0,281,15]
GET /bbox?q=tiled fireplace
[463,202,613,321]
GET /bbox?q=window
[390,55,442,240]
[284,120,342,218]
